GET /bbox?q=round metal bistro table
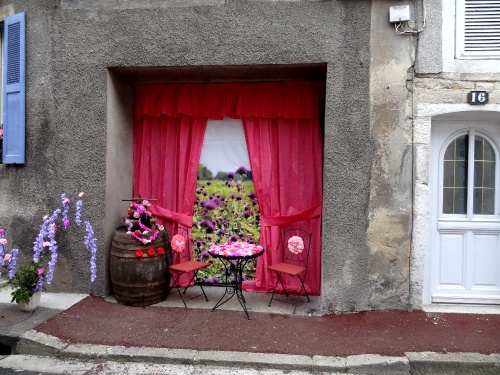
[208,242,265,320]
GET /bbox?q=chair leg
[268,273,288,307]
[268,275,279,307]
[171,271,209,308]
[194,271,209,302]
[292,275,310,314]
[297,275,310,302]
[170,274,188,309]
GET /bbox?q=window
[443,132,496,215]
[456,0,500,59]
[1,11,25,164]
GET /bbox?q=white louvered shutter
[456,0,500,58]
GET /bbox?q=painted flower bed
[192,167,260,284]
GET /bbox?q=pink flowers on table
[287,236,304,254]
[208,242,264,258]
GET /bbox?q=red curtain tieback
[260,204,322,227]
[150,205,193,228]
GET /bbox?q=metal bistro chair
[168,226,210,309]
[268,228,312,314]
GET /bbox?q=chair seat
[170,260,210,273]
[268,262,306,276]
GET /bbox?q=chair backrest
[168,226,192,264]
[282,228,312,268]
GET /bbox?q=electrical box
[389,5,410,23]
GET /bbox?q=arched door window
[442,132,496,216]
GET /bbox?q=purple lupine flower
[244,210,251,218]
[33,274,44,293]
[236,166,248,175]
[45,222,58,284]
[229,234,239,242]
[61,193,70,229]
[32,213,56,264]
[226,172,235,180]
[0,230,5,267]
[248,192,256,199]
[201,251,210,259]
[84,221,97,282]
[8,249,18,279]
[75,199,83,225]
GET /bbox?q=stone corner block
[312,355,346,372]
[405,352,500,375]
[346,354,410,374]
[16,330,67,356]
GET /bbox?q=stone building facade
[0,0,497,314]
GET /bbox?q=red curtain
[133,114,207,230]
[242,117,323,295]
[133,82,323,295]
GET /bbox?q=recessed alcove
[104,64,327,295]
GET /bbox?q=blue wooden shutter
[2,12,25,164]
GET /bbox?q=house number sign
[467,91,488,105]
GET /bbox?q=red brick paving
[35,295,500,357]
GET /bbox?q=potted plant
[0,192,97,311]
[9,261,45,311]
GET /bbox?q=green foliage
[197,164,213,180]
[10,262,44,304]
[192,172,261,283]
[214,171,228,180]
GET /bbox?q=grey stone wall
[0,0,418,314]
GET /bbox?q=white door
[430,120,500,304]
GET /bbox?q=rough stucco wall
[367,0,416,310]
[0,0,92,293]
[321,2,372,313]
[415,0,442,74]
[0,0,376,314]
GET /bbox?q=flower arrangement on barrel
[193,166,261,284]
[124,199,166,258]
[0,192,97,307]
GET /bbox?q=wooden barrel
[110,226,169,307]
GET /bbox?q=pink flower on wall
[171,235,186,253]
[287,236,304,254]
